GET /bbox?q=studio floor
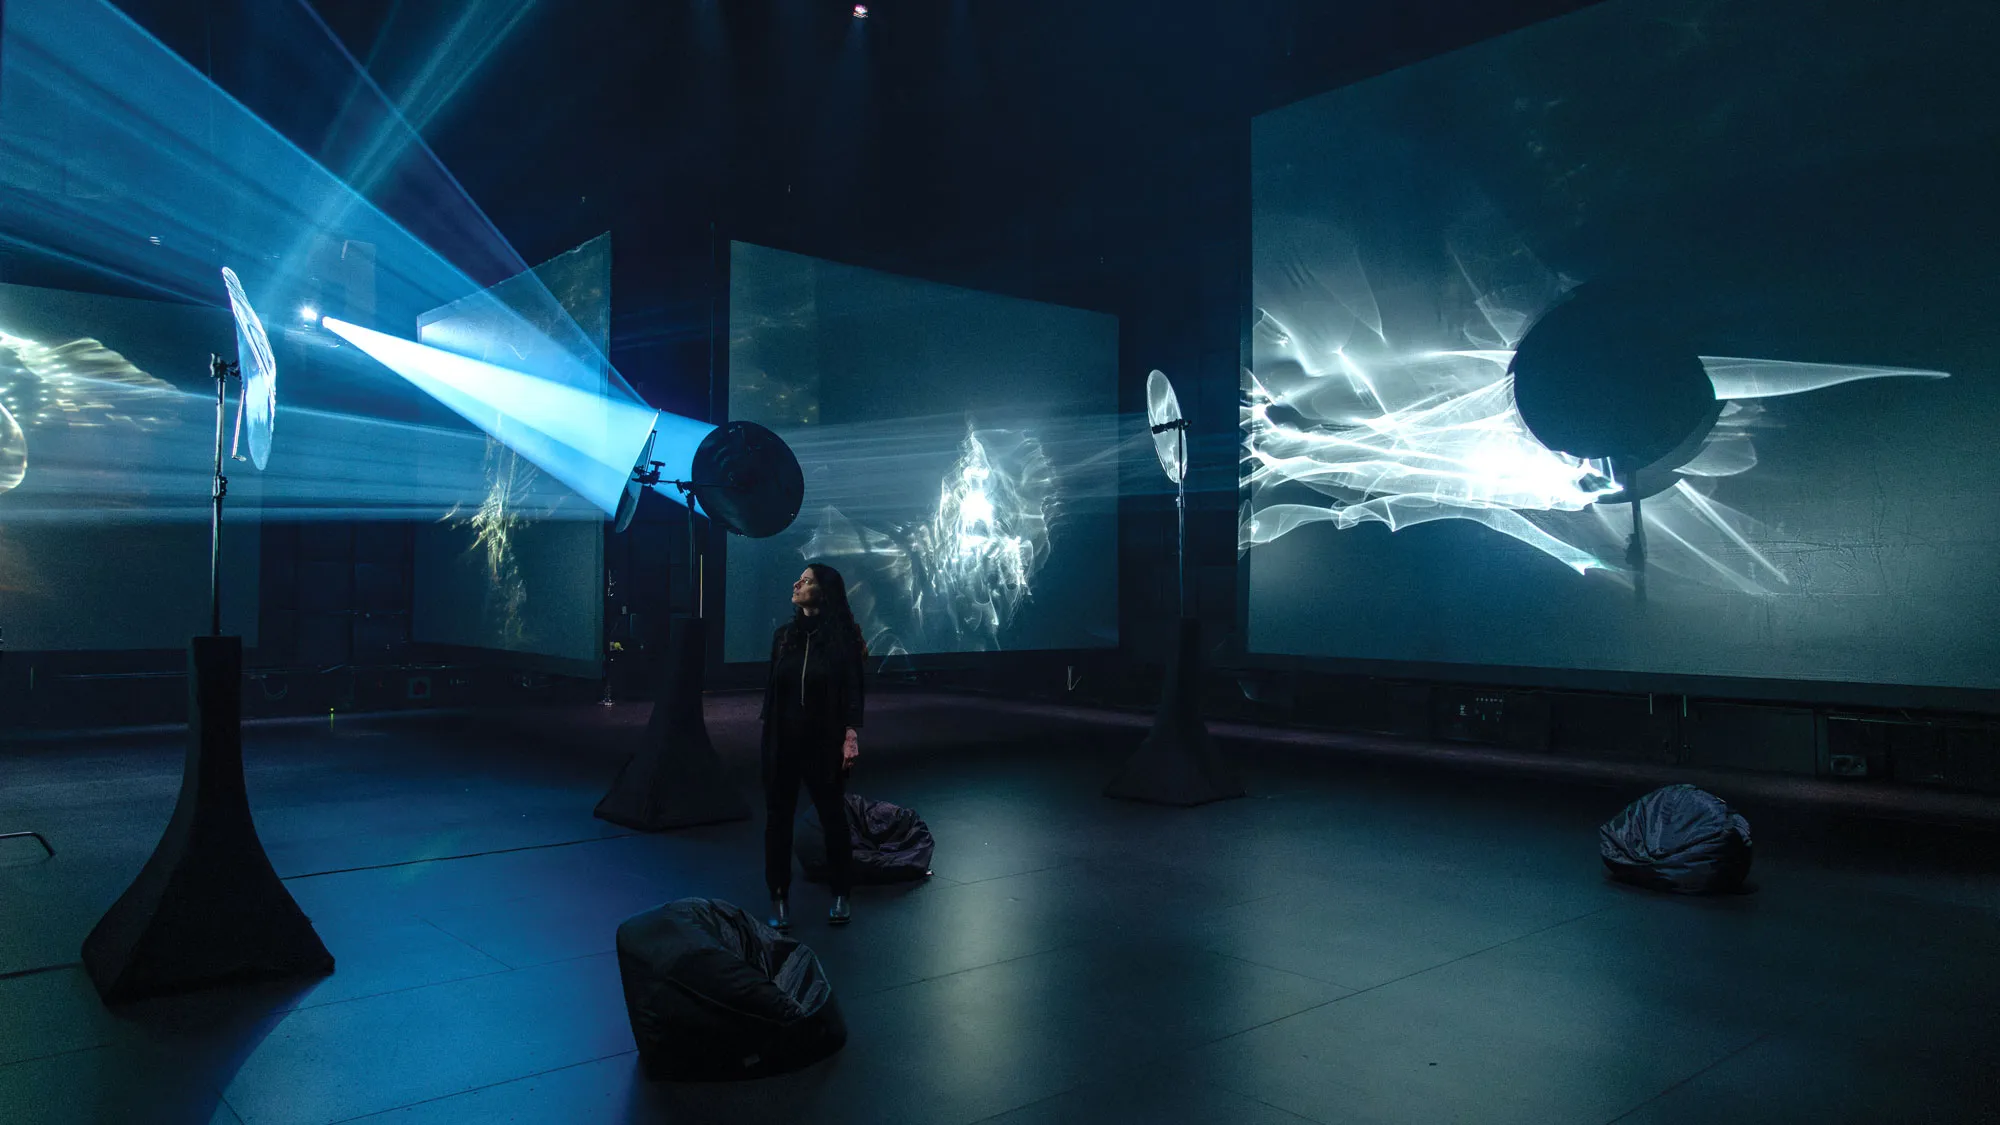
[2,692,1998,1125]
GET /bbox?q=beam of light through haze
[321,317,705,516]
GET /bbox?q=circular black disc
[690,421,804,538]
[1509,282,1716,469]
[1594,395,1725,504]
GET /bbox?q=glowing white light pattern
[803,423,1056,654]
[0,328,183,500]
[0,321,610,521]
[1699,357,1949,400]
[449,438,539,647]
[0,400,24,495]
[1243,305,1949,592]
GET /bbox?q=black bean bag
[795,793,935,885]
[614,898,846,1081]
[1599,784,1753,894]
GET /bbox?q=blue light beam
[0,0,642,409]
[321,317,712,516]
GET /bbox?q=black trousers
[764,747,852,896]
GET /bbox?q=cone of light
[0,0,646,414]
[320,316,712,516]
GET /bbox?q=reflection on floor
[2,693,1997,1125]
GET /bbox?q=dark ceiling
[280,0,1601,274]
[98,0,1604,402]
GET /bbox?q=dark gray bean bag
[1599,784,1753,894]
[614,898,846,1080]
[796,793,935,885]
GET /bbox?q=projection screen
[725,242,1119,663]
[1243,0,2000,690]
[0,283,261,649]
[409,234,611,672]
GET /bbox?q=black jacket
[759,620,865,782]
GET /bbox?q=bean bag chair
[795,793,935,885]
[614,898,846,1081]
[1599,784,1753,894]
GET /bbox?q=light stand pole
[1171,420,1187,615]
[82,354,332,1004]
[595,411,803,830]
[209,354,230,636]
[1614,458,1649,603]
[1105,392,1244,807]
[593,472,749,831]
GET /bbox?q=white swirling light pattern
[804,423,1055,654]
[1242,302,1948,594]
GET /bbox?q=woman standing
[761,563,865,929]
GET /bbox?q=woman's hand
[842,728,860,770]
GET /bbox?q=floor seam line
[872,937,1092,997]
[1187,902,1625,1051]
[320,1048,638,1124]
[281,833,638,881]
[0,1040,116,1072]
[947,858,1084,888]
[1201,948,1364,993]
[1603,1032,1772,1124]
[273,962,526,1017]
[1236,1084,1337,1125]
[0,960,84,982]
[1333,902,1625,998]
[1192,991,1354,1050]
[415,915,521,970]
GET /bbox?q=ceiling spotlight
[299,304,319,324]
[852,4,868,17]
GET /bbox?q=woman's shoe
[768,892,791,932]
[828,895,851,926]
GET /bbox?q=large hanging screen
[0,283,261,649]
[409,235,611,672]
[1244,0,2000,690]
[725,242,1119,663]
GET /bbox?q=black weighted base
[595,616,749,831]
[81,636,334,1005]
[1104,617,1245,807]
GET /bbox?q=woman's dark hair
[785,562,867,658]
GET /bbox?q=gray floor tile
[218,954,633,1125]
[272,914,514,1011]
[0,968,122,1066]
[416,876,665,969]
[0,1042,245,1125]
[1608,1031,2000,1125]
[339,1054,645,1124]
[1183,904,1776,1125]
[973,1071,1330,1125]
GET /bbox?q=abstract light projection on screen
[804,422,1055,655]
[0,308,588,521]
[1241,266,1948,595]
[0,329,178,498]
[406,235,616,662]
[725,241,1118,661]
